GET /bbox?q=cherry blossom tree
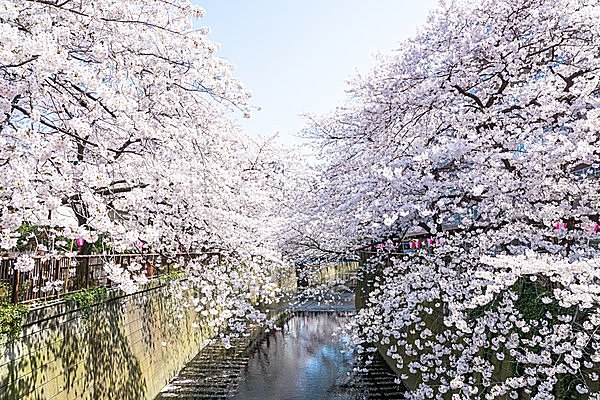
[0,0,293,252]
[302,0,600,397]
[0,1,305,350]
[0,0,298,333]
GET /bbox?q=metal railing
[0,252,220,305]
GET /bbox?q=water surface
[233,311,358,400]
[157,291,404,399]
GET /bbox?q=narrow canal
[157,293,404,399]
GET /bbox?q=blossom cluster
[0,0,293,297]
[161,253,290,344]
[294,0,600,397]
[350,251,599,399]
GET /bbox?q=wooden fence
[0,252,219,305]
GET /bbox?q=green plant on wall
[0,302,29,343]
[160,270,186,300]
[160,270,184,285]
[514,278,591,399]
[0,282,11,304]
[16,222,44,252]
[65,286,108,319]
[91,234,112,253]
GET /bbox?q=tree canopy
[298,0,600,397]
[0,0,290,260]
[1,0,599,396]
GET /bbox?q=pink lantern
[75,237,84,253]
[586,223,599,234]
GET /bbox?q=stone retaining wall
[0,261,300,400]
[1,281,218,400]
[300,260,358,287]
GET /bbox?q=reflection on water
[233,312,357,400]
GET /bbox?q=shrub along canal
[156,292,404,399]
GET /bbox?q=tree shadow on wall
[137,284,217,388]
[82,299,147,400]
[0,298,147,400]
[139,288,210,348]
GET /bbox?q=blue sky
[195,1,439,144]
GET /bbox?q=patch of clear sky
[194,1,439,145]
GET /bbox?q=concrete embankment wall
[0,258,297,400]
[301,260,359,287]
[0,280,216,400]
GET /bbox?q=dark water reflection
[233,312,358,400]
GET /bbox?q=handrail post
[76,256,88,291]
[147,254,154,278]
[11,269,19,305]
